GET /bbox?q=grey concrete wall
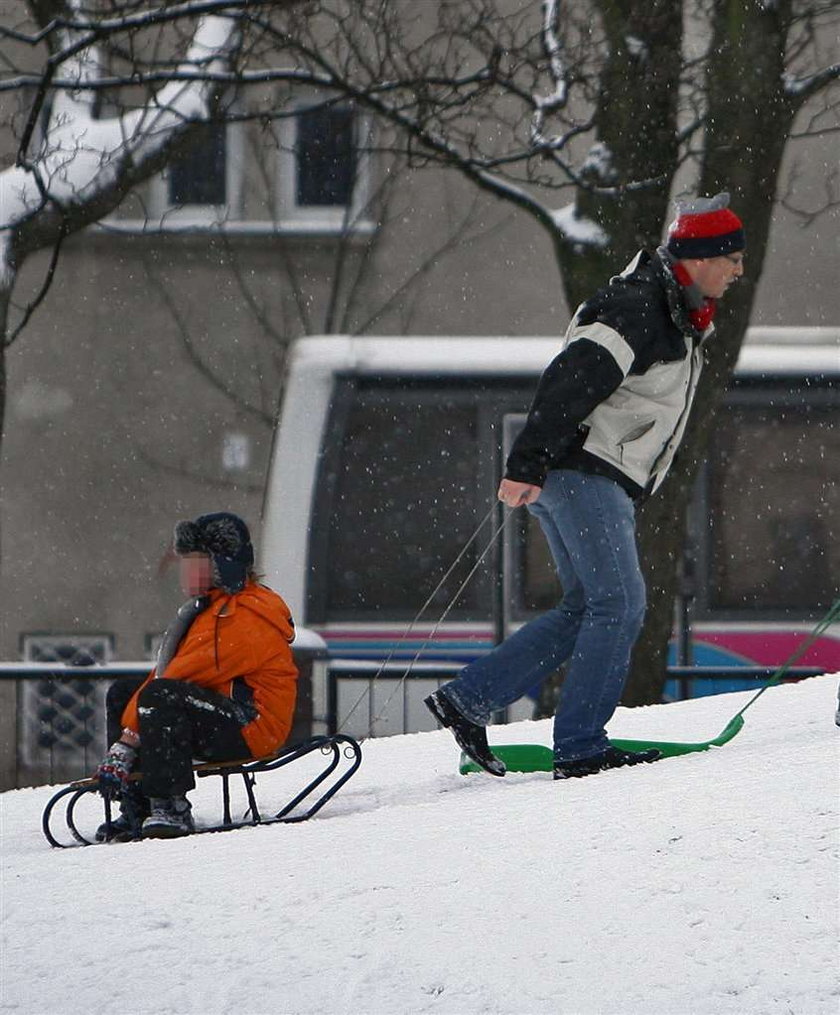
[1,1,837,795]
[2,151,838,663]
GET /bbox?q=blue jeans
[442,469,646,761]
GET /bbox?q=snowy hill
[2,676,838,1015]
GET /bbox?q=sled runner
[42,734,362,848]
[458,719,745,774]
[458,600,840,775]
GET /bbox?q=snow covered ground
[2,675,838,1015]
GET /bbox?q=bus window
[504,392,838,622]
[705,400,838,613]
[308,381,495,621]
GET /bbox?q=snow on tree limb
[3,0,270,45]
[783,63,840,102]
[531,0,568,148]
[550,203,608,247]
[0,13,239,240]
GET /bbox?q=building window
[168,120,228,206]
[21,633,114,664]
[151,116,243,223]
[296,105,357,207]
[221,431,251,472]
[18,634,114,774]
[278,100,371,230]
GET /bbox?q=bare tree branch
[4,215,68,347]
[134,444,264,492]
[141,250,276,427]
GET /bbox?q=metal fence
[0,638,327,789]
[0,657,825,789]
[324,661,828,739]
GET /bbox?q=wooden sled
[42,734,362,848]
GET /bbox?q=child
[96,512,298,839]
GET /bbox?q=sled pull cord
[336,503,512,736]
[364,509,514,737]
[730,596,840,722]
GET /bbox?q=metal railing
[0,657,826,789]
[324,660,828,739]
[0,636,328,790]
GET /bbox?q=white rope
[335,503,513,738]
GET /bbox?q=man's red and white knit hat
[666,192,745,259]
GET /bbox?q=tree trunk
[546,0,689,703]
[623,0,799,704]
[554,0,683,309]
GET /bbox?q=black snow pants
[106,677,254,798]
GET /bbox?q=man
[95,512,298,838]
[425,193,745,779]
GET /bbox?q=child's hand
[96,741,137,799]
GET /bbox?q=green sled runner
[458,714,745,775]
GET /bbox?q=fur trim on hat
[174,520,206,556]
[174,514,251,559]
[173,513,254,593]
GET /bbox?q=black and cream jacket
[505,249,711,499]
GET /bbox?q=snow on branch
[530,0,568,149]
[783,63,840,103]
[0,12,239,237]
[2,0,259,46]
[550,203,607,248]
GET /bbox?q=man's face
[682,252,745,299]
[179,552,214,597]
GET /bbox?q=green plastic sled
[458,714,745,775]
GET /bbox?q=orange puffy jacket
[121,582,298,758]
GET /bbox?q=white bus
[260,329,839,730]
